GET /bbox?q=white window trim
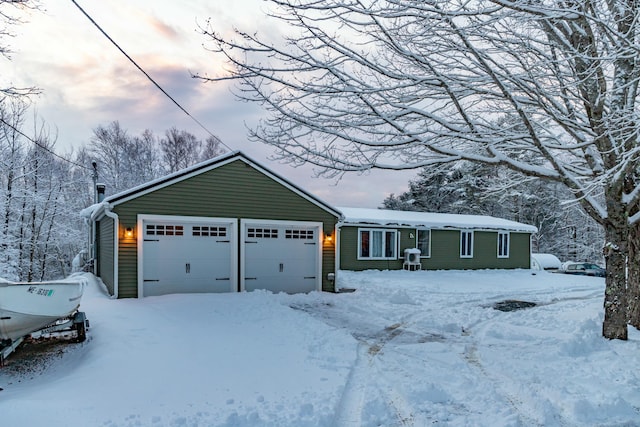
[357,228,399,260]
[460,230,474,258]
[416,229,431,258]
[498,232,510,258]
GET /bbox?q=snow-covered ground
[1,269,639,427]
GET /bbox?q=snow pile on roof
[531,253,562,270]
[79,203,103,220]
[338,207,538,233]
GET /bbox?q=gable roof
[337,207,538,233]
[93,151,341,218]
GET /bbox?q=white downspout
[103,207,119,299]
[89,218,96,275]
[335,223,342,292]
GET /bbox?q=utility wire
[69,0,233,152]
[0,116,91,170]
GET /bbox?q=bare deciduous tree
[199,0,640,339]
[200,135,226,163]
[160,127,202,173]
[0,103,85,280]
[89,121,132,194]
[0,0,40,102]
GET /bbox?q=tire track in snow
[291,300,449,426]
[462,324,568,427]
[332,343,369,427]
[333,323,424,427]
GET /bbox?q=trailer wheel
[74,318,87,343]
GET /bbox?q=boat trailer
[0,311,89,367]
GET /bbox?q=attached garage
[89,151,340,298]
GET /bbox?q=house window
[358,229,397,259]
[498,232,509,258]
[460,231,473,258]
[417,229,431,257]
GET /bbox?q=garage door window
[248,228,278,238]
[285,229,314,239]
[146,224,184,236]
[193,226,227,237]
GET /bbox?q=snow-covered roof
[337,207,538,233]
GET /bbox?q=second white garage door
[242,220,322,294]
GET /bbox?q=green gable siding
[111,159,338,297]
[339,226,531,271]
[97,216,115,295]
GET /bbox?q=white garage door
[141,217,235,297]
[242,221,321,293]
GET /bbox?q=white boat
[0,278,85,342]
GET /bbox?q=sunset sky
[4,0,416,207]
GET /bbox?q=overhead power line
[69,0,232,152]
[0,116,91,170]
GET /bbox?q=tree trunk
[602,220,628,340]
[627,223,640,329]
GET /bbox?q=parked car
[563,262,606,277]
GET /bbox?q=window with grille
[460,231,473,258]
[285,229,314,239]
[193,226,227,237]
[498,232,510,258]
[146,224,184,236]
[358,228,397,260]
[247,228,278,238]
[417,229,431,257]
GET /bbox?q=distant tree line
[0,101,603,281]
[383,161,603,264]
[76,121,226,198]
[0,102,225,281]
[0,101,86,280]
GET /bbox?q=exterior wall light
[324,232,333,244]
[125,227,134,239]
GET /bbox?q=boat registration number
[27,286,55,297]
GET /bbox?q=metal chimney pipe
[96,183,106,203]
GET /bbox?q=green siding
[97,216,115,295]
[423,230,463,269]
[340,226,531,271]
[506,232,532,268]
[111,159,338,297]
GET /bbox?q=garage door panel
[142,219,234,297]
[243,223,320,294]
